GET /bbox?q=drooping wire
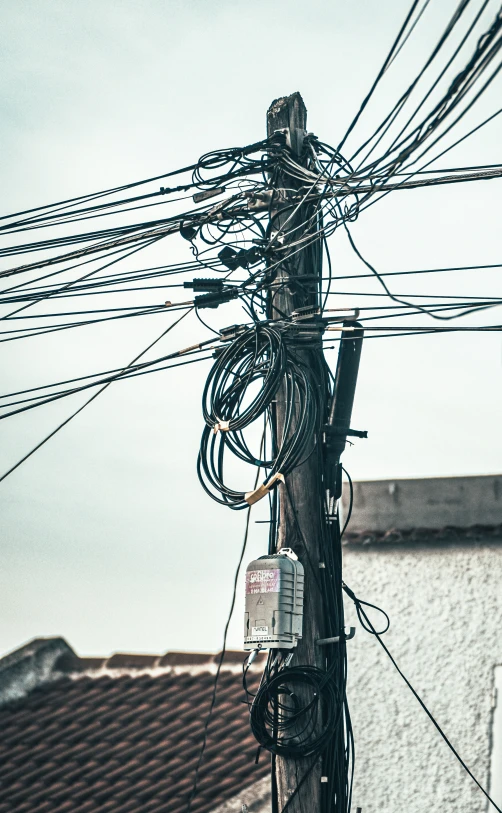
[187,435,264,813]
[342,582,501,813]
[0,308,193,484]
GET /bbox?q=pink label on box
[246,569,281,595]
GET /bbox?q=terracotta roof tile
[159,652,215,666]
[0,654,268,813]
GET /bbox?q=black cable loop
[198,323,324,509]
[249,663,344,759]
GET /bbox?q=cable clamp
[184,278,224,292]
[213,420,230,434]
[195,289,239,309]
[291,305,321,322]
[246,189,273,211]
[219,323,249,343]
[246,189,288,211]
[245,472,285,506]
[269,128,290,149]
[270,230,285,246]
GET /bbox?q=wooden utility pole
[266,92,326,813]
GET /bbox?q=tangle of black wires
[197,323,326,509]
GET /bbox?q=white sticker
[252,626,269,636]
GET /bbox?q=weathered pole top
[267,92,307,154]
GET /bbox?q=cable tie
[247,649,259,666]
[213,420,230,434]
[321,777,328,784]
[291,305,321,322]
[179,343,201,356]
[165,299,193,308]
[245,472,285,506]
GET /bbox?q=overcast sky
[1,0,501,658]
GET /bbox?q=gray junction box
[244,548,304,650]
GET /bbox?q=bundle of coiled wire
[249,661,344,759]
[197,323,322,509]
[192,138,275,188]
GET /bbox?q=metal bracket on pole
[315,627,356,646]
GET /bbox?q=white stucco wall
[342,539,502,813]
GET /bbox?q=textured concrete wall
[342,474,502,531]
[342,539,502,813]
[490,666,502,807]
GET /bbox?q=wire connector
[184,279,224,292]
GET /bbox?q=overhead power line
[0,308,196,483]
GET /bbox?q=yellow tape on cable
[245,472,285,506]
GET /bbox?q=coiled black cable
[250,662,343,759]
[197,323,323,509]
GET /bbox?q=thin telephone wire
[0,308,192,484]
[343,584,502,813]
[187,438,264,813]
